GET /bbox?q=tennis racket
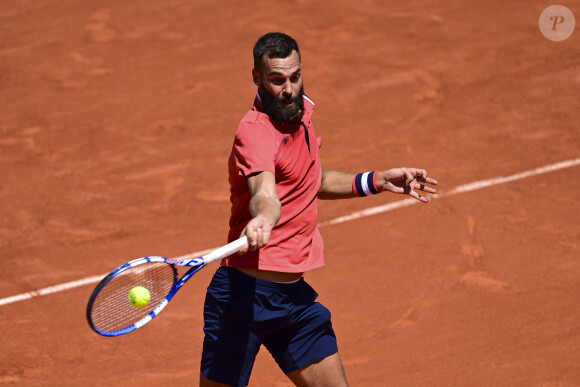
[86,236,247,337]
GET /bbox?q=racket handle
[202,236,248,264]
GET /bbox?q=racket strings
[90,262,179,333]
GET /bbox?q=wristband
[353,171,380,197]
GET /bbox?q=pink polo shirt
[222,94,324,273]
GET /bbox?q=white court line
[1,157,579,307]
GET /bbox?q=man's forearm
[249,194,281,227]
[318,170,357,200]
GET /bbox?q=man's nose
[282,81,293,96]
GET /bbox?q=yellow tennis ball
[129,286,151,308]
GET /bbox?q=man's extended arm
[319,164,438,202]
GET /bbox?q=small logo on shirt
[282,136,290,146]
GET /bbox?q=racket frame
[87,236,247,337]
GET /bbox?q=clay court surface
[1,1,579,385]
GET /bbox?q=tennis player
[200,32,438,387]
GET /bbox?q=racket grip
[202,236,248,264]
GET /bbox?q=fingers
[251,227,272,250]
[410,190,430,203]
[416,175,438,185]
[415,182,437,194]
[413,168,426,179]
[405,168,436,186]
[413,169,438,184]
[238,220,272,254]
[404,169,415,186]
[403,168,438,202]
[410,169,438,190]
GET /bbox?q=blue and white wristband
[353,171,380,197]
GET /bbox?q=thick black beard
[258,84,305,125]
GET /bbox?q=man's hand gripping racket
[86,236,248,337]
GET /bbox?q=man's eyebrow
[268,69,302,77]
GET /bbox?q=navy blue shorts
[200,266,338,387]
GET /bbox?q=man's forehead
[262,51,301,75]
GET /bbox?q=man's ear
[252,68,260,86]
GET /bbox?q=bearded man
[200,32,438,387]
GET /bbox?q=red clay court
[1,1,579,386]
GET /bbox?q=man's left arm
[318,164,438,202]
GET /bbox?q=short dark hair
[253,32,301,71]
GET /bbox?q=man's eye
[291,74,301,82]
[271,78,285,86]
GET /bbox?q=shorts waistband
[219,266,305,291]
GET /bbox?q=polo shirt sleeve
[233,121,278,177]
